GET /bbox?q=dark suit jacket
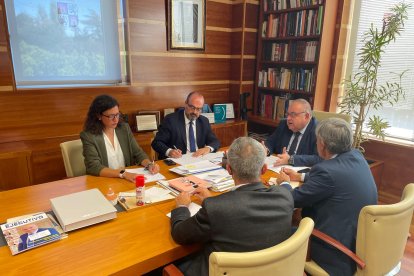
[170,182,294,276]
[152,110,220,159]
[265,117,321,166]
[18,228,60,251]
[283,149,378,275]
[80,123,148,176]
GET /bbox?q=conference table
[0,156,280,275]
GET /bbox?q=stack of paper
[195,169,235,192]
[171,151,225,165]
[169,160,222,175]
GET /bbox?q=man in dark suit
[151,92,220,160]
[265,98,320,166]
[170,137,294,276]
[278,118,378,276]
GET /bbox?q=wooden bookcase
[250,0,326,128]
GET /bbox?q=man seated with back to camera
[169,137,294,276]
[264,98,322,167]
[277,118,378,275]
[151,91,220,160]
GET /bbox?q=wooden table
[0,156,280,275]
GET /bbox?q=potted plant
[338,2,410,152]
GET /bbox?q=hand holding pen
[169,145,182,158]
[145,159,160,174]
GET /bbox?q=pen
[189,180,199,188]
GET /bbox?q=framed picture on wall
[168,0,206,50]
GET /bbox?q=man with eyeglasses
[264,98,320,167]
[152,92,220,159]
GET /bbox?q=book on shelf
[1,212,62,255]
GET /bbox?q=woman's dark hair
[83,94,120,134]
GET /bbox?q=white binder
[50,188,117,232]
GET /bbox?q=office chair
[163,217,314,276]
[60,139,86,177]
[305,183,414,276]
[312,110,352,123]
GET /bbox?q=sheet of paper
[145,187,175,203]
[167,202,202,218]
[267,164,310,174]
[171,151,225,165]
[169,160,222,175]
[196,169,232,184]
[265,155,279,168]
[125,168,165,183]
[268,177,300,188]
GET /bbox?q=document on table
[169,160,222,175]
[196,169,235,192]
[166,202,202,218]
[265,155,279,168]
[267,164,310,174]
[171,151,224,165]
[125,168,165,183]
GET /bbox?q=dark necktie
[189,120,196,152]
[288,132,301,155]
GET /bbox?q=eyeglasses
[187,104,203,113]
[286,111,306,118]
[101,113,122,120]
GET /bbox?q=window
[347,0,414,142]
[5,0,122,87]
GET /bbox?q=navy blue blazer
[283,149,378,275]
[171,182,294,276]
[265,117,320,166]
[151,110,220,159]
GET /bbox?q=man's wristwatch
[119,169,126,178]
[288,156,294,165]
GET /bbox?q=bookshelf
[251,0,326,127]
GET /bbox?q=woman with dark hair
[80,94,159,182]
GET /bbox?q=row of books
[258,67,315,92]
[263,0,323,12]
[262,7,323,38]
[263,40,318,62]
[258,94,291,120]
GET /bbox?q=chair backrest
[209,217,314,276]
[150,130,159,161]
[60,139,86,177]
[356,183,414,276]
[312,110,352,124]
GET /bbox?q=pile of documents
[196,169,235,192]
[170,160,222,175]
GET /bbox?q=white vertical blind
[5,0,121,87]
[350,0,414,141]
